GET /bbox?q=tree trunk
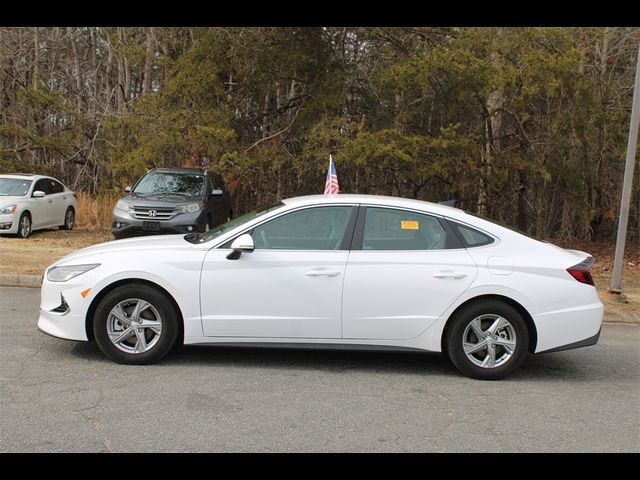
[143,27,154,95]
[161,28,169,89]
[105,30,113,112]
[68,27,83,112]
[32,27,38,89]
[89,27,97,117]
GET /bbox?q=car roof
[282,194,465,217]
[149,168,209,174]
[0,173,43,180]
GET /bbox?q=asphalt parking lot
[1,286,638,452]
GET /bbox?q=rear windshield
[133,172,204,196]
[0,178,32,196]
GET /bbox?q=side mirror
[226,233,255,260]
[124,186,132,193]
[33,190,45,198]
[210,189,223,196]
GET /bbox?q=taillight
[567,257,595,286]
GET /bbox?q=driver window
[252,206,352,250]
[33,179,50,195]
[362,207,448,250]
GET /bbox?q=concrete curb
[0,275,637,324]
[0,274,42,288]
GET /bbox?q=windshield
[186,202,285,244]
[133,172,204,196]
[0,178,32,196]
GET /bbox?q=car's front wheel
[93,284,179,365]
[16,212,31,238]
[445,300,529,380]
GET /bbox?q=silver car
[0,173,77,238]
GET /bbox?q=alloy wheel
[19,214,31,238]
[462,314,517,368]
[106,298,163,354]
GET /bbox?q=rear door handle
[48,199,53,204]
[305,268,340,277]
[433,271,468,279]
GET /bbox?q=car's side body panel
[37,194,604,366]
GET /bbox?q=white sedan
[0,173,77,238]
[38,194,603,379]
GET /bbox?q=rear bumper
[533,300,603,353]
[537,328,601,353]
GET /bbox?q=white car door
[200,205,356,339]
[342,206,478,340]
[47,179,69,225]
[30,178,56,228]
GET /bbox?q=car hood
[124,192,201,207]
[52,234,195,267]
[0,195,24,204]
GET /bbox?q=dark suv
[112,168,233,239]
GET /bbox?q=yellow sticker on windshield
[400,220,419,230]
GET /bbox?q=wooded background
[1,27,638,241]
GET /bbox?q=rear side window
[50,180,64,193]
[361,207,455,250]
[449,220,494,248]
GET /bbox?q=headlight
[47,264,100,282]
[0,204,17,215]
[177,202,203,214]
[114,200,132,214]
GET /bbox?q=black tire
[16,212,31,238]
[93,284,179,365]
[445,300,529,380]
[60,207,75,230]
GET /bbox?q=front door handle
[433,270,468,279]
[48,199,53,204]
[305,268,340,277]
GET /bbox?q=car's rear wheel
[60,207,75,230]
[445,300,529,380]
[93,284,179,365]
[16,212,31,238]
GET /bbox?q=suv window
[448,220,494,247]
[361,207,452,250]
[252,206,352,250]
[133,172,205,196]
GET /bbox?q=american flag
[323,155,340,195]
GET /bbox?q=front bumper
[38,277,92,341]
[111,210,206,237]
[0,212,17,234]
